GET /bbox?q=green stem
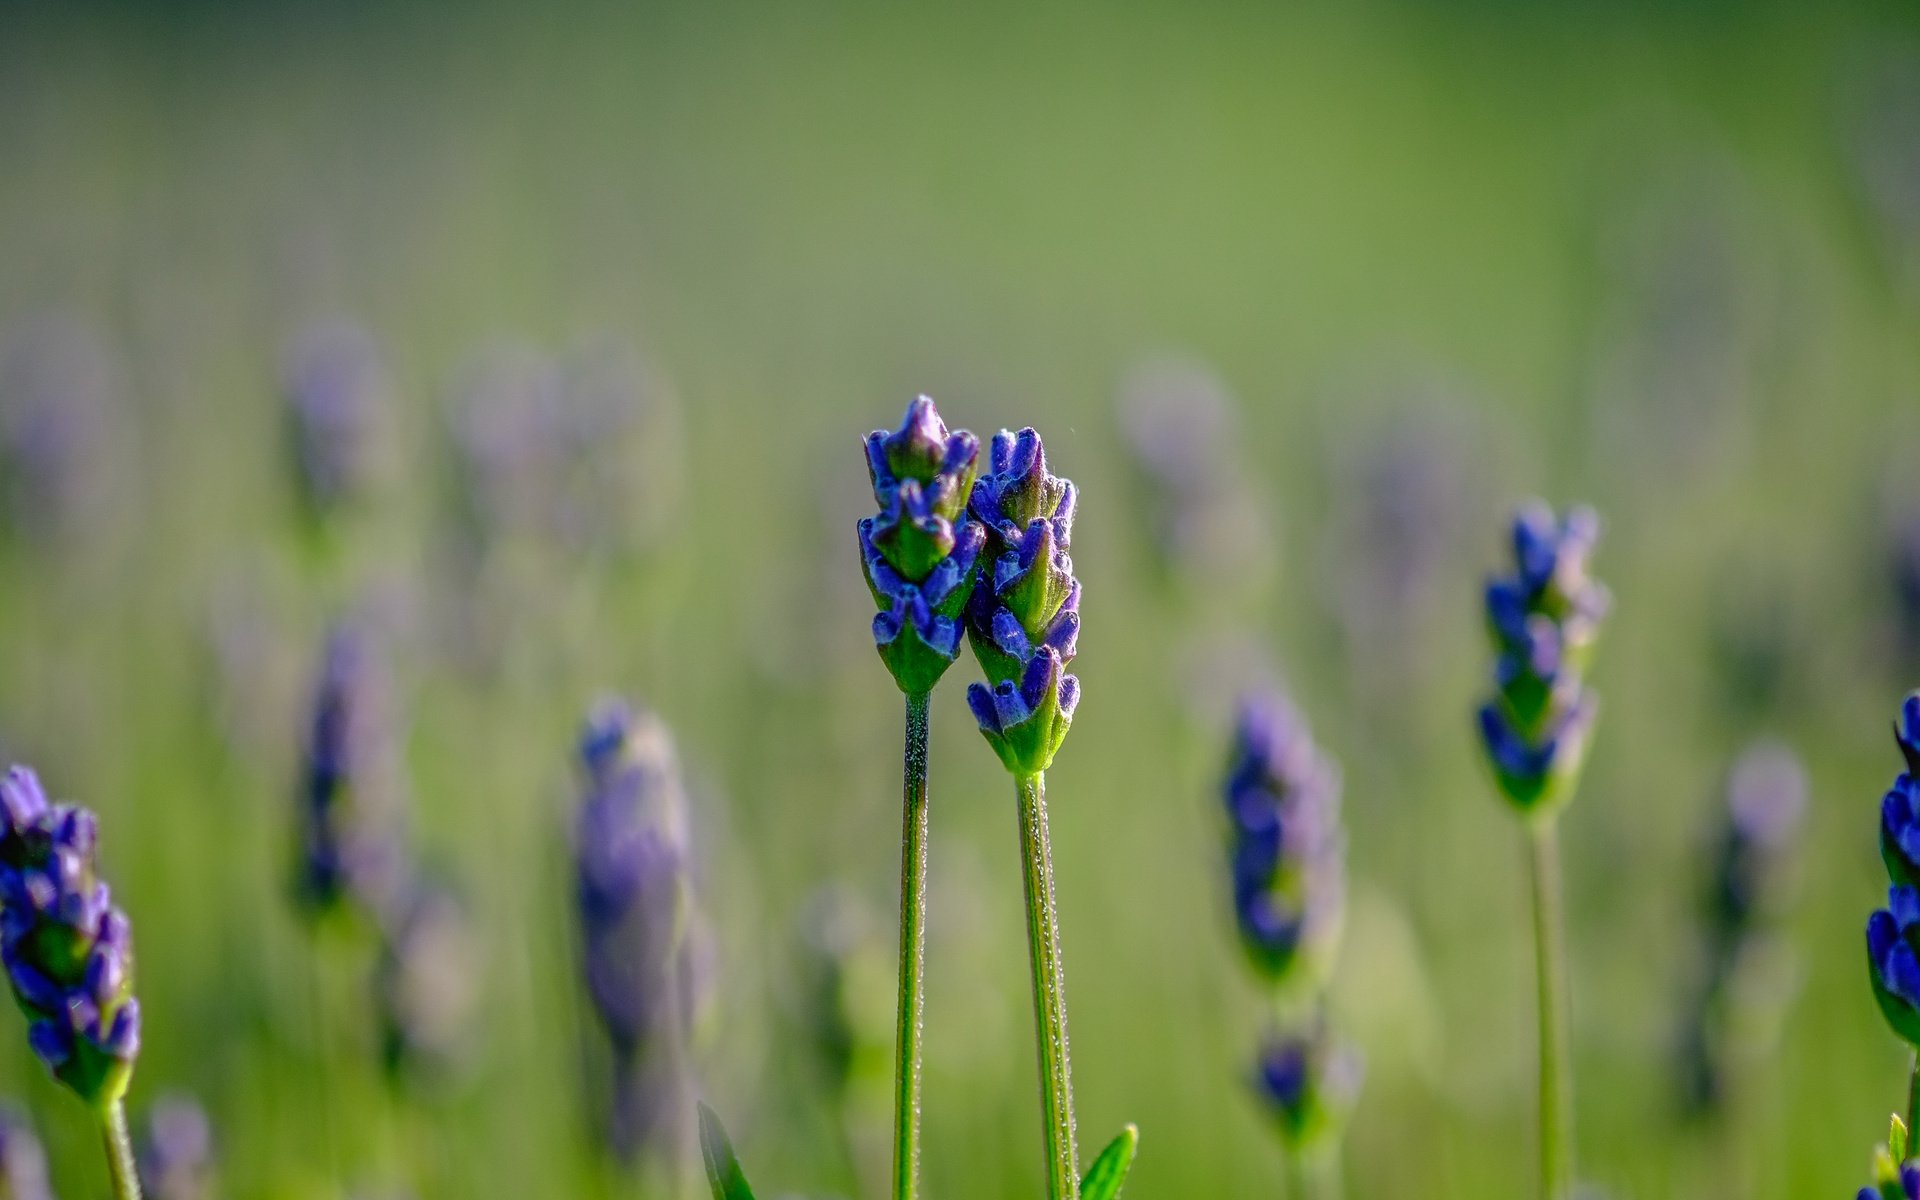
[1016,771,1079,1200]
[101,1099,143,1200]
[1527,819,1574,1200]
[892,691,932,1200]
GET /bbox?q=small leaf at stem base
[1080,1124,1139,1200]
[698,1104,759,1200]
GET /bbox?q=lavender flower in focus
[1476,502,1610,817]
[1253,1015,1363,1156]
[0,766,140,1110]
[1223,691,1346,995]
[296,622,410,920]
[575,698,707,1165]
[0,1104,54,1200]
[136,1095,214,1200]
[282,320,394,517]
[1678,741,1807,1115]
[857,396,984,696]
[965,427,1081,775]
[374,877,481,1082]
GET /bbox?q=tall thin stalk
[1528,819,1574,1200]
[101,1100,143,1200]
[893,691,933,1200]
[1016,771,1078,1200]
[1907,1054,1919,1144]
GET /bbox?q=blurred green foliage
[0,1,1918,1197]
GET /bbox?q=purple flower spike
[965,424,1083,775]
[283,319,394,516]
[0,764,140,1110]
[375,877,481,1082]
[574,699,708,1167]
[1870,885,1920,1047]
[1476,501,1609,817]
[296,620,411,919]
[1252,1014,1362,1153]
[138,1094,215,1200]
[1223,690,1345,993]
[859,397,984,695]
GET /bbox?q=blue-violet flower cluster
[1477,502,1610,816]
[965,427,1081,776]
[0,766,140,1111]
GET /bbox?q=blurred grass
[0,0,1918,1197]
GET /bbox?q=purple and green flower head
[1868,885,1920,1047]
[859,397,985,696]
[1253,1018,1362,1155]
[1862,1115,1920,1200]
[965,426,1081,776]
[1224,691,1345,995]
[1478,501,1609,817]
[0,766,139,1112]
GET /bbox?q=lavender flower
[374,878,480,1081]
[575,699,705,1164]
[0,315,116,545]
[0,767,139,1110]
[1679,741,1807,1114]
[136,1095,214,1200]
[964,427,1081,775]
[1884,695,1920,888]
[858,396,984,696]
[296,622,409,918]
[1476,502,1610,816]
[0,1103,53,1200]
[1223,691,1345,995]
[282,320,393,516]
[1868,886,1920,1047]
[1253,1016,1363,1155]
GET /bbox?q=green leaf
[1894,1112,1911,1165]
[1079,1124,1139,1200]
[698,1104,758,1200]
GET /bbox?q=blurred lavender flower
[857,396,984,696]
[136,1094,214,1200]
[282,320,394,516]
[0,315,117,545]
[0,767,140,1110]
[1678,741,1807,1115]
[575,698,707,1165]
[1253,1015,1363,1156]
[965,427,1081,776]
[374,877,480,1082]
[1223,690,1345,996]
[447,343,568,546]
[1113,359,1275,598]
[1476,502,1610,817]
[296,622,410,919]
[0,1103,54,1200]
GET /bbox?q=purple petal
[966,683,1000,733]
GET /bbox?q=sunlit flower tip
[1869,886,1920,1046]
[0,1103,53,1200]
[1253,1023,1363,1153]
[866,396,979,514]
[966,647,1080,777]
[0,765,48,839]
[138,1094,215,1200]
[0,767,139,1110]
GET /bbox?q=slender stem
[892,691,933,1200]
[1016,771,1079,1200]
[1527,819,1574,1200]
[101,1099,143,1200]
[1286,1152,1309,1200]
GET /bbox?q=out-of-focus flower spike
[282,319,394,517]
[137,1094,215,1200]
[1252,1015,1363,1157]
[0,1103,53,1200]
[375,876,481,1082]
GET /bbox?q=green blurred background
[2,1,1919,1196]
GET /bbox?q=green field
[1,2,1918,1197]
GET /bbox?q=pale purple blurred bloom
[138,1094,214,1200]
[375,877,481,1080]
[0,1103,53,1200]
[282,319,394,514]
[0,314,118,544]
